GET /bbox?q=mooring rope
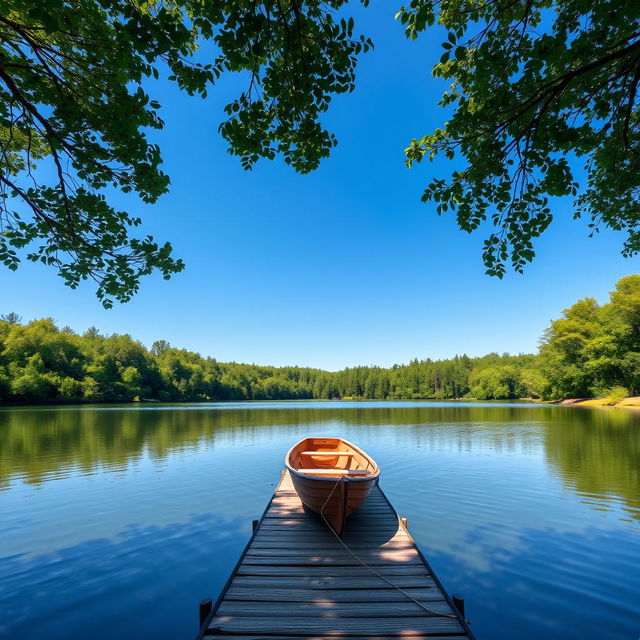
[318,476,457,619]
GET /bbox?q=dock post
[452,594,465,617]
[199,598,212,628]
[252,519,259,532]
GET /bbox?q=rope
[319,476,457,619]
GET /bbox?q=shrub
[11,373,50,401]
[604,386,628,406]
[60,377,83,400]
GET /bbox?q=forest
[1,275,639,404]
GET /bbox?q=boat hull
[285,437,380,536]
[289,472,378,536]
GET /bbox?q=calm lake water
[1,401,639,639]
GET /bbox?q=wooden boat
[285,437,380,536]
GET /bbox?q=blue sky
[1,3,637,370]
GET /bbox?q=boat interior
[287,437,378,478]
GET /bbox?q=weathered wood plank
[208,615,464,635]
[231,575,438,589]
[268,498,389,507]
[217,600,456,617]
[240,557,422,567]
[275,494,390,500]
[235,565,429,577]
[272,495,389,505]
[257,516,402,526]
[242,546,420,561]
[249,538,406,548]
[244,545,418,557]
[241,552,420,561]
[260,519,397,526]
[250,539,414,550]
[224,587,444,603]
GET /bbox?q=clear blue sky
[1,4,637,370]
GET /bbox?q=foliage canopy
[2,0,640,303]
[539,274,640,398]
[401,0,640,276]
[0,0,371,305]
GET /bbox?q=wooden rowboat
[285,437,380,536]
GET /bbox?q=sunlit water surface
[1,401,639,639]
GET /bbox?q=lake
[1,401,639,639]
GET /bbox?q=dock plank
[217,600,456,616]
[197,471,473,640]
[231,575,438,589]
[208,615,464,635]
[235,564,428,576]
[224,587,444,602]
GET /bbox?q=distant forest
[1,276,639,404]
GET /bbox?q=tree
[0,0,372,306]
[83,326,101,339]
[538,276,640,398]
[401,0,640,277]
[469,366,523,400]
[151,340,171,357]
[0,312,22,324]
[9,352,51,400]
[538,297,603,398]
[121,366,143,399]
[59,376,82,400]
[607,274,640,349]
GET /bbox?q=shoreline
[548,396,640,409]
[2,396,639,409]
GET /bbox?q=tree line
[1,276,639,404]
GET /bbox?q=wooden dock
[196,471,475,640]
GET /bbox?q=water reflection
[0,403,548,483]
[543,407,640,521]
[2,403,639,524]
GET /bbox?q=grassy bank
[576,396,640,408]
[556,395,640,408]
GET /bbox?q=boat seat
[299,451,355,456]
[295,468,370,475]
